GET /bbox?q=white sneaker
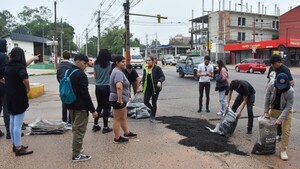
[217,112,223,116]
[280,151,288,161]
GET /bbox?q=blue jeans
[218,90,226,113]
[10,113,25,147]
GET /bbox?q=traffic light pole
[124,0,130,65]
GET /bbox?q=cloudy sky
[2,0,299,45]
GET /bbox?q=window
[238,17,246,26]
[238,32,246,41]
[272,21,279,29]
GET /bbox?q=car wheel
[260,71,265,74]
[179,68,184,78]
[249,68,254,73]
[235,66,240,72]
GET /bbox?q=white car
[131,55,144,69]
[162,55,176,65]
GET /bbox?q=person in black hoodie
[141,56,165,123]
[57,50,73,126]
[65,53,98,162]
[1,47,33,156]
[0,39,9,138]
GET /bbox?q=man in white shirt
[197,55,214,113]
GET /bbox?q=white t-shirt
[197,63,213,82]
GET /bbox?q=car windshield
[193,57,204,64]
[132,55,143,59]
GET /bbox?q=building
[224,5,300,66]
[191,10,279,63]
[1,25,49,63]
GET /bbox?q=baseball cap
[275,73,288,89]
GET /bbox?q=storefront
[224,38,300,66]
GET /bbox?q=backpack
[59,69,79,104]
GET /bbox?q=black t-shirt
[229,80,255,96]
[124,69,139,83]
[267,64,293,81]
[272,90,282,110]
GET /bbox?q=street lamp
[54,0,58,68]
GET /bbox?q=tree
[100,25,125,55]
[17,6,52,24]
[150,39,160,46]
[0,10,17,37]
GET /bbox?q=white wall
[4,38,34,62]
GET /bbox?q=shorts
[110,101,127,110]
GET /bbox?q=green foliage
[0,10,17,37]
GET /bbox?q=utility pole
[85,28,88,56]
[54,0,58,68]
[60,18,63,58]
[124,0,130,64]
[155,32,158,59]
[97,10,101,55]
[191,10,194,50]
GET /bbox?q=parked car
[131,55,144,68]
[87,57,95,67]
[235,59,266,74]
[162,55,176,65]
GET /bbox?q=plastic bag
[251,116,277,154]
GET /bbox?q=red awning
[224,39,300,51]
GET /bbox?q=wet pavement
[0,65,299,169]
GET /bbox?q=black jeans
[95,85,110,127]
[144,90,160,117]
[62,102,71,123]
[231,94,255,130]
[0,93,9,133]
[198,82,211,110]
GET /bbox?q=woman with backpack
[215,60,230,116]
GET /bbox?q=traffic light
[157,14,161,23]
[205,40,212,50]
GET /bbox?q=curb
[28,83,45,99]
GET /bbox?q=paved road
[0,65,299,169]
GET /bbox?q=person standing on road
[264,73,294,161]
[0,39,9,138]
[1,47,33,156]
[197,55,213,113]
[92,49,113,134]
[57,51,73,127]
[141,56,165,123]
[124,64,140,97]
[267,54,294,142]
[215,60,230,116]
[66,54,98,162]
[110,56,137,143]
[226,80,255,134]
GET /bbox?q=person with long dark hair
[1,47,33,156]
[109,56,137,143]
[215,60,230,116]
[93,49,113,134]
[141,56,165,123]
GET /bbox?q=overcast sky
[1,0,299,45]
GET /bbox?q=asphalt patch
[156,116,247,156]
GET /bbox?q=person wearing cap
[226,79,255,134]
[264,73,294,161]
[65,53,98,162]
[267,54,294,142]
[124,64,140,97]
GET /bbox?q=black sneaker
[72,154,91,162]
[6,132,11,139]
[113,136,129,144]
[247,129,252,134]
[124,131,137,138]
[206,109,210,113]
[92,125,101,132]
[197,109,202,113]
[102,127,113,134]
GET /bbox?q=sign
[46,41,58,46]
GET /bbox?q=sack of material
[251,116,277,155]
[29,119,68,135]
[206,108,238,137]
[59,69,79,104]
[127,92,151,119]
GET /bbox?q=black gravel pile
[156,116,247,156]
